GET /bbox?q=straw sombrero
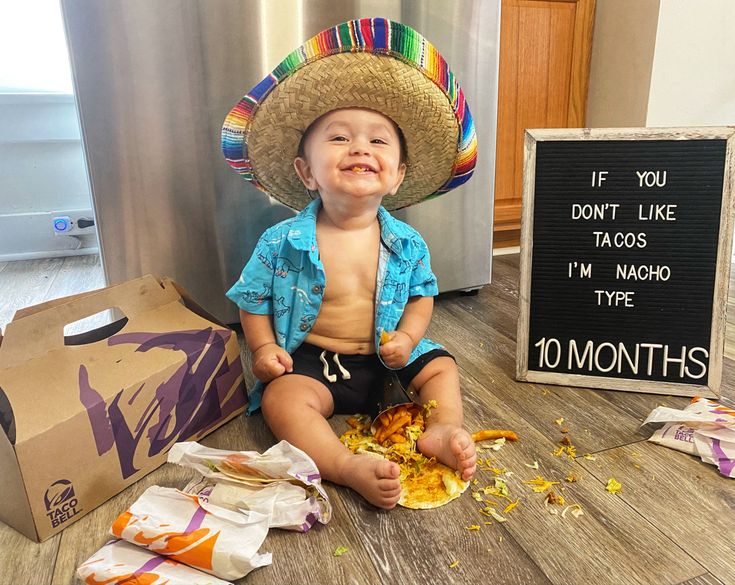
[222,17,477,211]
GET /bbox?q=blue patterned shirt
[226,198,444,413]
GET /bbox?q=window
[0,1,73,93]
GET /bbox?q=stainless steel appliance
[62,0,499,323]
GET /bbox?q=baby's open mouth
[348,165,375,174]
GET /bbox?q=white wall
[647,0,735,126]
[587,0,735,128]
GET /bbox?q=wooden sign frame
[517,127,735,397]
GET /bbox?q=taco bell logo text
[44,479,82,528]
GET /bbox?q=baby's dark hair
[296,112,409,165]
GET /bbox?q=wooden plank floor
[1,253,733,585]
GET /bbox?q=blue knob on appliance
[53,216,71,233]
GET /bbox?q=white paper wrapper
[168,440,332,531]
[643,396,735,478]
[110,486,272,580]
[77,539,233,585]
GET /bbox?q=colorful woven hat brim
[222,17,477,210]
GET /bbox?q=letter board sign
[516,127,735,397]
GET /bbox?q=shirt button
[299,323,309,331]
[312,285,322,294]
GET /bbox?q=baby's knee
[420,355,457,380]
[260,378,289,416]
[261,375,333,417]
[410,356,458,392]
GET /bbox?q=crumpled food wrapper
[168,440,332,531]
[643,396,735,478]
[110,486,272,580]
[76,539,234,585]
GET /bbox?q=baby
[223,18,479,509]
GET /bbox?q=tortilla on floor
[398,460,469,509]
[341,409,469,509]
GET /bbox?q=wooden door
[493,0,595,248]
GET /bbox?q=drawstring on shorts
[319,350,352,383]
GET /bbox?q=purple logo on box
[44,479,82,528]
[78,328,246,479]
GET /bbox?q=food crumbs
[522,475,560,492]
[562,504,584,519]
[583,453,597,461]
[606,478,622,494]
[466,525,481,531]
[544,490,565,506]
[524,460,539,470]
[493,477,510,497]
[553,444,577,459]
[503,499,519,514]
[565,473,578,483]
[487,508,508,522]
[333,546,348,557]
[554,417,564,425]
[449,560,460,569]
[490,438,506,451]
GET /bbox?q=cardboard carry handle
[0,275,181,368]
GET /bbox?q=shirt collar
[286,198,321,251]
[376,205,408,255]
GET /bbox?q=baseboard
[493,245,520,256]
[0,209,99,261]
[0,247,100,262]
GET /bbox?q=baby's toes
[377,460,400,480]
[460,457,477,481]
[451,430,473,458]
[379,482,402,498]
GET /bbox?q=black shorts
[264,342,454,416]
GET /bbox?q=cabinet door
[493,0,595,248]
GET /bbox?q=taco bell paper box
[0,275,247,541]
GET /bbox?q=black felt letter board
[517,129,735,396]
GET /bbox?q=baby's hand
[252,343,293,382]
[379,330,414,368]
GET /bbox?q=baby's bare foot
[341,454,402,509]
[418,424,477,481]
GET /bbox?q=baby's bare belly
[305,297,376,354]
